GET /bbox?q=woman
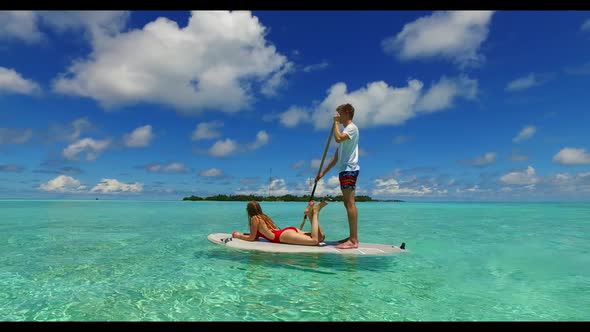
[232,200,327,246]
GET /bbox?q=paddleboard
[207,233,408,255]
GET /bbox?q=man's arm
[333,118,350,143]
[316,149,338,182]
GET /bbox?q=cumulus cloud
[0,67,41,95]
[52,11,292,113]
[281,76,478,130]
[303,60,329,73]
[235,176,342,197]
[372,178,434,196]
[123,125,153,147]
[460,152,496,167]
[0,11,43,43]
[294,76,477,128]
[200,168,223,177]
[0,11,128,44]
[0,128,33,144]
[500,166,539,185]
[279,106,310,128]
[505,73,545,92]
[63,137,111,161]
[46,117,94,143]
[415,76,478,112]
[39,175,87,192]
[553,147,590,165]
[247,130,269,150]
[382,11,494,68]
[90,178,143,193]
[191,121,223,140]
[36,11,129,41]
[207,130,268,157]
[208,138,238,157]
[145,162,189,173]
[581,18,590,32]
[513,125,536,143]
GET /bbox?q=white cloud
[0,11,43,43]
[372,178,433,196]
[509,149,529,162]
[0,128,33,144]
[63,137,111,161]
[581,18,590,32]
[0,67,41,95]
[248,130,269,150]
[90,178,143,194]
[200,168,223,177]
[146,162,189,173]
[123,125,153,147]
[39,175,87,192]
[191,121,223,140]
[279,106,310,128]
[292,76,477,130]
[513,125,536,143]
[47,117,94,143]
[207,130,268,157]
[235,176,342,197]
[500,166,539,185]
[208,138,238,157]
[462,152,496,167]
[382,11,494,68]
[0,11,128,44]
[52,11,292,113]
[266,77,478,131]
[37,11,129,41]
[69,118,92,141]
[505,73,541,91]
[553,147,590,165]
[415,76,477,112]
[303,60,329,73]
[261,62,293,97]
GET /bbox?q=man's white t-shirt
[337,122,360,172]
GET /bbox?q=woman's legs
[280,201,328,246]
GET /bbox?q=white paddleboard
[207,233,409,255]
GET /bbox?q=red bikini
[257,227,298,243]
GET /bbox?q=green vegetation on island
[182,194,403,202]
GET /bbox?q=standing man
[315,103,359,249]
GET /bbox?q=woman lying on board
[231,200,327,246]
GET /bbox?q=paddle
[299,122,335,229]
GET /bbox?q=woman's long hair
[246,201,279,230]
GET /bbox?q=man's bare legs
[335,188,358,249]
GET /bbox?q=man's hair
[338,103,355,119]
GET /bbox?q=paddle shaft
[299,122,335,229]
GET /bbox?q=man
[315,103,359,249]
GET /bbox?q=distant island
[182,194,404,202]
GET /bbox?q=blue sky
[1,10,589,201]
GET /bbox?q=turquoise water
[1,200,589,321]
